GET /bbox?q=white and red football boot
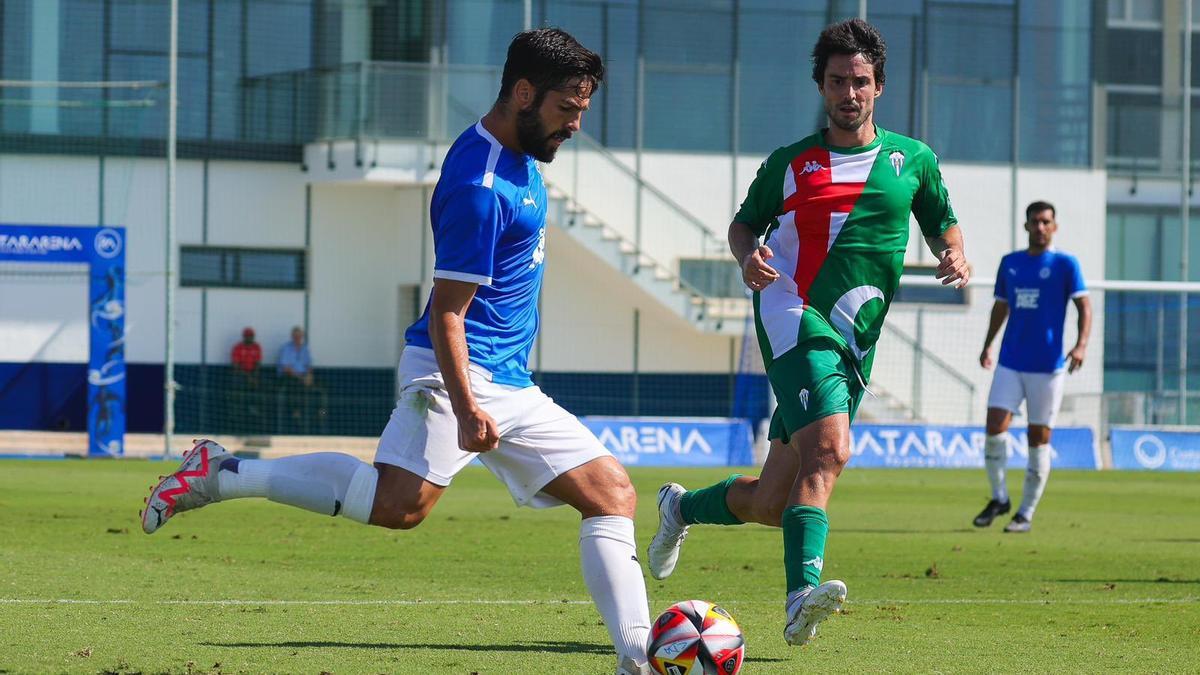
[140,439,230,534]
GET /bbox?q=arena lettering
[853,428,982,459]
[595,425,713,456]
[0,233,84,255]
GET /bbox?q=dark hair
[811,18,887,86]
[497,28,604,103]
[1025,200,1056,221]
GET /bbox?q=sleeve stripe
[1070,290,1089,298]
[433,269,492,285]
[994,296,1008,302]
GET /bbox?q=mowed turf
[1,460,1197,674]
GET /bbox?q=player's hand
[936,248,970,288]
[1067,345,1087,373]
[741,245,780,292]
[979,347,993,370]
[457,406,500,453]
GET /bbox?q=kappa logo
[1008,267,1017,275]
[802,555,824,572]
[799,389,810,411]
[799,160,825,175]
[889,150,905,176]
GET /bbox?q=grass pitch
[1,460,1197,674]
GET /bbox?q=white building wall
[1,145,1109,427]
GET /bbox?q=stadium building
[0,0,1195,450]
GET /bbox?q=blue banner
[1,224,126,456]
[849,424,1099,469]
[1111,427,1200,471]
[581,417,755,467]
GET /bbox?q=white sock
[217,453,377,523]
[984,434,1008,502]
[1018,445,1051,520]
[579,516,651,664]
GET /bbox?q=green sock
[678,474,745,525]
[782,505,828,593]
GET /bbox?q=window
[181,246,306,290]
[679,258,744,299]
[893,265,968,305]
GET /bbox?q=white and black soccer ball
[647,600,744,675]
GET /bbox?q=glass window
[58,0,105,137]
[1107,0,1123,21]
[894,265,967,304]
[1018,2,1092,165]
[246,0,313,76]
[1107,92,1161,163]
[444,0,523,66]
[210,0,244,141]
[182,246,306,290]
[1106,28,1162,85]
[642,3,732,152]
[1130,0,1162,22]
[736,4,825,154]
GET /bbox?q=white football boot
[646,483,689,580]
[783,579,847,646]
[616,655,651,675]
[140,439,230,534]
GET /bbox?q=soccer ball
[647,600,744,675]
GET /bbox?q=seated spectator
[232,327,262,382]
[278,326,320,430]
[278,326,313,386]
[231,327,264,429]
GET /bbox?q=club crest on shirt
[889,151,905,176]
[1039,267,1051,279]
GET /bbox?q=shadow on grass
[1052,578,1200,584]
[839,528,975,534]
[202,640,787,663]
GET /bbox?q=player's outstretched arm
[728,220,779,291]
[980,301,1009,369]
[1067,295,1092,373]
[428,278,500,453]
[925,225,970,288]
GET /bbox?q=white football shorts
[374,346,611,508]
[986,365,1065,427]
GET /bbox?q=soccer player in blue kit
[974,201,1092,533]
[140,29,653,674]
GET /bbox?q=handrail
[567,131,723,245]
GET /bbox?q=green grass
[1,460,1198,674]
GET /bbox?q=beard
[826,100,870,132]
[516,105,571,162]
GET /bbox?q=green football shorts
[767,338,864,444]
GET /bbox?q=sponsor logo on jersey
[528,227,546,269]
[799,160,825,175]
[1015,287,1040,309]
[889,151,905,176]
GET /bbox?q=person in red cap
[231,327,262,375]
[230,327,264,429]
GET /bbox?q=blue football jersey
[994,249,1087,373]
[404,122,548,387]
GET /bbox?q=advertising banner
[0,224,126,456]
[849,424,1099,469]
[1111,427,1200,471]
[581,417,755,467]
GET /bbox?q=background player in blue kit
[974,201,1092,533]
[140,29,652,674]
